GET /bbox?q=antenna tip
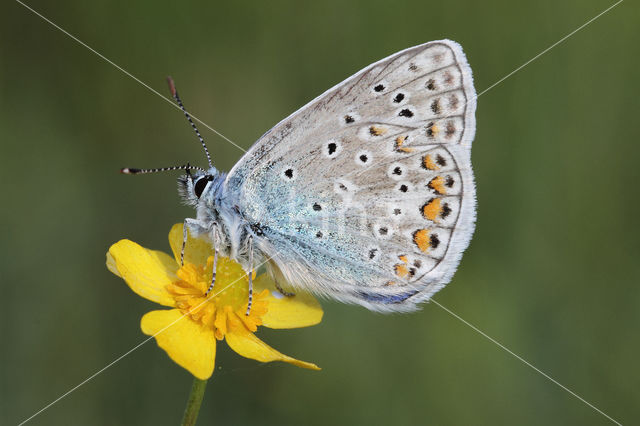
[120,167,140,174]
[166,76,177,97]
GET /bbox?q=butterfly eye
[193,176,212,198]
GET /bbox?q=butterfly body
[178,40,476,312]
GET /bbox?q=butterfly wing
[226,40,476,312]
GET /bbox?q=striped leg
[205,248,218,296]
[245,237,254,316]
[180,219,189,266]
[275,280,296,297]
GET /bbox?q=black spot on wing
[369,248,378,259]
[429,234,440,249]
[431,99,441,114]
[399,108,414,118]
[441,203,452,218]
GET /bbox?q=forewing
[226,40,476,312]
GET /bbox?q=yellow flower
[106,223,323,379]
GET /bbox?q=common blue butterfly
[123,40,476,313]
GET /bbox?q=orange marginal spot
[394,263,408,278]
[422,198,442,221]
[426,123,440,138]
[395,136,413,153]
[369,126,387,136]
[413,229,430,252]
[398,255,408,263]
[428,176,447,195]
[422,154,439,170]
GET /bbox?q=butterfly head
[177,166,223,206]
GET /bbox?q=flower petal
[168,223,214,267]
[253,274,323,329]
[106,252,120,277]
[225,331,320,371]
[141,309,216,380]
[107,239,177,307]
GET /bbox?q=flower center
[166,256,269,340]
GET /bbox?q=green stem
[180,377,208,426]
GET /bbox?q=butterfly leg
[246,236,254,316]
[275,280,296,297]
[204,224,219,296]
[180,219,189,266]
[204,249,218,297]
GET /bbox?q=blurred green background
[1,0,638,424]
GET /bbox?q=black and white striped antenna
[166,76,213,168]
[120,77,213,176]
[120,164,205,175]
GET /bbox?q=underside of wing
[227,40,477,312]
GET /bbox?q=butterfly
[123,39,477,314]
